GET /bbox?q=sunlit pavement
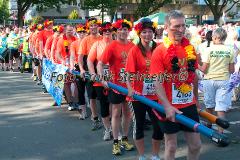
[0,70,240,160]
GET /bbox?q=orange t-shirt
[38,29,54,47]
[70,38,82,63]
[56,35,76,62]
[88,39,112,86]
[35,34,41,57]
[29,32,34,55]
[78,34,102,71]
[31,32,39,56]
[78,35,102,55]
[125,45,158,100]
[101,40,134,87]
[51,36,61,63]
[149,43,197,109]
[44,35,54,59]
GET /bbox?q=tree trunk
[17,10,24,27]
[213,13,221,25]
[17,1,24,27]
[101,5,104,23]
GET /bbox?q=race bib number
[172,83,193,104]
[119,68,127,82]
[142,78,155,95]
[103,65,110,77]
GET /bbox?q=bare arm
[126,72,134,97]
[198,62,209,73]
[193,73,201,109]
[78,54,85,73]
[229,63,235,74]
[97,61,108,87]
[39,41,44,58]
[87,59,96,81]
[56,50,63,64]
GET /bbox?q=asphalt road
[0,70,240,160]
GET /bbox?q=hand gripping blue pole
[69,70,230,147]
[107,82,230,147]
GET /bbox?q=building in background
[8,0,18,25]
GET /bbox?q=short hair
[232,31,239,40]
[165,10,185,25]
[212,28,227,42]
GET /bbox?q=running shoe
[36,80,43,85]
[103,129,112,141]
[68,103,75,111]
[151,155,161,160]
[79,111,87,120]
[33,75,38,81]
[139,155,147,160]
[120,139,134,151]
[112,143,121,155]
[91,120,102,131]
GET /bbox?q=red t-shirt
[149,43,197,109]
[125,45,158,100]
[101,40,134,87]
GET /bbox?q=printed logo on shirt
[210,51,231,58]
[121,51,127,65]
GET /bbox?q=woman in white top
[198,28,235,133]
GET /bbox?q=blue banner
[42,58,68,106]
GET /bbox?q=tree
[0,0,9,25]
[204,0,240,24]
[81,0,119,22]
[135,0,172,18]
[16,0,71,27]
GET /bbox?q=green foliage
[0,0,10,24]
[81,0,118,11]
[81,0,119,21]
[68,9,79,19]
[135,0,172,18]
[31,16,44,24]
[204,0,240,23]
[16,0,70,26]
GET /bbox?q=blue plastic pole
[70,70,230,147]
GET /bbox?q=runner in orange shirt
[50,25,64,64]
[34,24,44,85]
[69,24,88,117]
[125,18,163,160]
[78,18,102,130]
[28,23,38,81]
[98,19,134,155]
[38,19,54,59]
[70,24,87,70]
[87,22,113,140]
[149,10,201,160]
[56,25,77,110]
[49,25,65,107]
[44,25,58,59]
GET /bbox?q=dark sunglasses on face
[102,29,112,33]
